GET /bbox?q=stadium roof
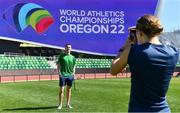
[20,43,41,47]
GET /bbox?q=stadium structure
[0,1,180,112]
[0,39,116,83]
[0,0,180,83]
[0,31,180,83]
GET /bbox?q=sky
[157,0,180,32]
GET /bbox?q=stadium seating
[0,55,51,70]
[0,55,112,70]
[176,61,180,67]
[76,58,112,68]
[2,56,179,70]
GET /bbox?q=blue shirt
[128,43,179,112]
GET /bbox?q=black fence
[0,67,180,83]
[0,67,180,76]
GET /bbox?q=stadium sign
[0,0,158,56]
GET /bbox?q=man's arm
[57,63,61,76]
[73,66,76,75]
[57,55,61,76]
[73,58,76,75]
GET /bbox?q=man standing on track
[57,44,76,110]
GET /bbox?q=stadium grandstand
[1,33,180,83]
[0,39,120,83]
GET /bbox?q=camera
[129,27,137,44]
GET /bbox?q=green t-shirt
[57,53,76,77]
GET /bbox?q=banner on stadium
[0,0,158,56]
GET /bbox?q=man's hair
[65,43,71,47]
[136,14,163,38]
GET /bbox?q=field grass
[0,78,180,112]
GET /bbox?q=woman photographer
[110,14,179,112]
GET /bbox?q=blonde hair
[136,14,163,38]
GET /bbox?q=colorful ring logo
[3,3,54,33]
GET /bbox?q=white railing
[4,52,25,56]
